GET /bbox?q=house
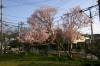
[73,34,90,49]
[73,34,100,49]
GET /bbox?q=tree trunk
[25,46,31,56]
[58,44,60,57]
[4,36,6,54]
[68,40,72,58]
[45,44,49,55]
[69,43,72,58]
[59,44,72,59]
[4,44,6,54]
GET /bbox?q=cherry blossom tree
[17,6,58,55]
[27,6,58,43]
[61,6,91,58]
[26,6,58,54]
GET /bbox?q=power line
[55,0,96,19]
[4,0,71,23]
[7,0,41,5]
[4,0,71,22]
[5,0,41,7]
[55,0,79,13]
[54,0,71,8]
[5,4,31,8]
[10,0,49,4]
[79,0,88,5]
[54,0,66,7]
[4,18,27,23]
[4,18,28,25]
[58,0,88,12]
[4,21,20,24]
[4,14,27,19]
[4,0,97,27]
[5,0,51,8]
[57,0,71,8]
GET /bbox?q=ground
[0,52,99,66]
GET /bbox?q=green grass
[0,52,99,66]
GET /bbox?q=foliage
[76,44,82,52]
[87,42,100,60]
[10,40,22,48]
[82,60,100,66]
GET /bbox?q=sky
[1,0,100,34]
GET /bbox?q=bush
[58,56,68,61]
[82,60,100,66]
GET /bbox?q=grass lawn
[0,52,99,66]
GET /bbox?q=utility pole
[0,0,3,54]
[18,23,20,33]
[20,22,24,33]
[98,0,100,5]
[19,22,24,51]
[98,0,100,20]
[89,9,94,59]
[79,4,98,59]
[89,9,94,43]
[79,5,98,42]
